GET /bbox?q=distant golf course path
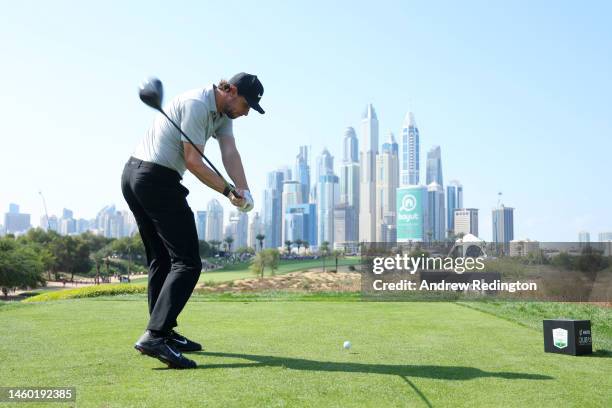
[1,299,609,407]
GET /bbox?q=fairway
[1,298,609,407]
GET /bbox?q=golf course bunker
[196,271,361,293]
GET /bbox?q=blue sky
[1,0,610,241]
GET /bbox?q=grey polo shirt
[133,84,233,176]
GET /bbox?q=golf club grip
[159,110,242,200]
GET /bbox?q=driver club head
[139,77,163,110]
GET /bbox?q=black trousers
[121,157,202,333]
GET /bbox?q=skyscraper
[77,218,91,235]
[454,208,478,237]
[196,211,207,241]
[400,112,420,186]
[334,203,357,252]
[312,148,334,203]
[492,205,515,248]
[295,145,311,203]
[205,199,224,242]
[40,215,59,232]
[343,127,359,163]
[284,203,317,248]
[598,232,612,242]
[446,180,463,236]
[318,174,339,247]
[359,104,379,242]
[426,146,443,186]
[578,231,590,244]
[227,211,248,249]
[427,182,446,242]
[282,180,303,244]
[376,131,399,242]
[4,204,31,234]
[340,127,360,243]
[59,208,76,235]
[263,169,285,248]
[248,212,264,250]
[316,148,334,179]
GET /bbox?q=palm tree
[332,249,343,273]
[294,239,303,255]
[256,234,265,251]
[303,241,309,254]
[320,241,330,272]
[224,236,234,253]
[284,240,293,254]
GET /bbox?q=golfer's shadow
[193,351,553,381]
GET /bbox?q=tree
[255,234,265,251]
[198,240,212,258]
[0,238,45,295]
[284,240,293,254]
[320,241,330,256]
[320,241,330,272]
[264,249,280,276]
[331,249,344,273]
[294,239,303,254]
[250,251,265,279]
[236,246,255,255]
[576,246,607,281]
[249,248,280,279]
[223,236,234,253]
[16,230,57,280]
[208,240,221,254]
[551,252,573,271]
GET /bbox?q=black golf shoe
[167,330,203,352]
[134,330,197,369]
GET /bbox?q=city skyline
[1,1,610,241]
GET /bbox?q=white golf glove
[237,190,254,212]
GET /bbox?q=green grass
[459,300,612,350]
[0,297,609,407]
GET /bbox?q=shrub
[23,283,146,302]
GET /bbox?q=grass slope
[0,299,609,407]
[126,257,359,285]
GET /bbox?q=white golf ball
[343,341,351,349]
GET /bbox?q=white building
[376,131,399,242]
[248,212,264,250]
[454,208,479,237]
[205,199,224,242]
[359,104,379,243]
[399,112,420,186]
[317,174,339,247]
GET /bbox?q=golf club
[138,77,241,199]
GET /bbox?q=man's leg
[145,207,201,333]
[121,163,172,319]
[126,165,202,333]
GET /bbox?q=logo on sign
[400,194,417,212]
[552,328,568,349]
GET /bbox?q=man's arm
[183,142,230,196]
[218,135,250,192]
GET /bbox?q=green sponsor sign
[397,187,424,241]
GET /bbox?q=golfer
[121,73,264,368]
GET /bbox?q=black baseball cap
[229,72,265,114]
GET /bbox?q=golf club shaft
[158,109,242,199]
